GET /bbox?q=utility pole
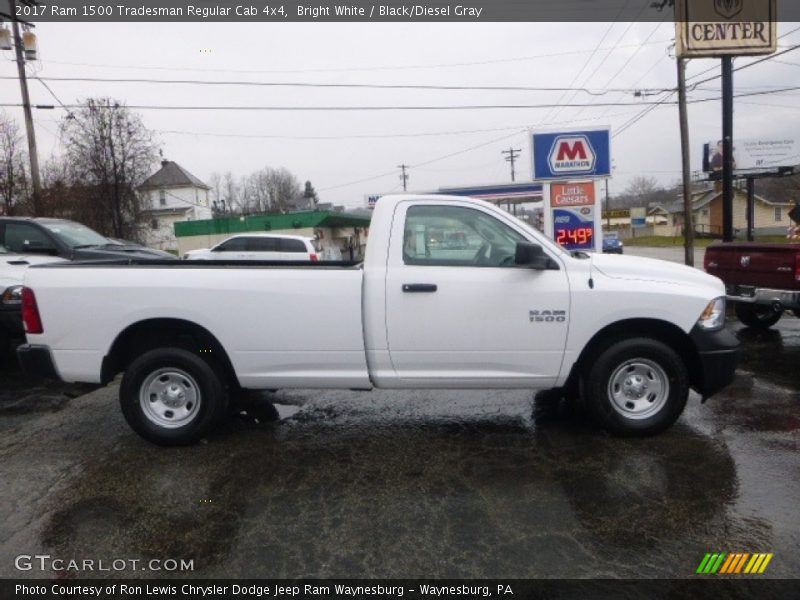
[501,147,521,182]
[721,55,734,242]
[677,56,695,266]
[398,164,409,192]
[9,0,42,216]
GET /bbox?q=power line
[5,85,797,116]
[539,19,620,125]
[151,108,644,141]
[39,39,674,76]
[12,75,680,95]
[5,100,681,111]
[573,21,667,120]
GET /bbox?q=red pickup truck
[705,242,800,328]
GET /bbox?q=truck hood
[590,253,723,292]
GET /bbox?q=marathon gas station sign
[675,0,777,58]
[532,129,611,181]
[532,128,610,253]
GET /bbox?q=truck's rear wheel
[120,347,228,446]
[585,338,688,437]
[735,303,783,329]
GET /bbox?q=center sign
[675,0,777,58]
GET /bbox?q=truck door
[384,202,570,387]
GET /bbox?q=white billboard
[703,137,800,173]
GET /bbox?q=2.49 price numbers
[556,227,593,247]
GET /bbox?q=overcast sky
[1,20,799,208]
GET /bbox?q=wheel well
[563,318,702,395]
[101,318,237,388]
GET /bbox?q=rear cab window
[280,239,310,253]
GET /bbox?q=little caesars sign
[676,0,777,57]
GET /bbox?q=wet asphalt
[0,314,798,580]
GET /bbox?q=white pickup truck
[18,195,739,445]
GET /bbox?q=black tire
[735,303,783,329]
[120,347,228,446]
[585,337,689,437]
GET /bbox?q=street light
[0,24,12,50]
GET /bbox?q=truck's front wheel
[120,348,228,446]
[585,338,688,437]
[735,303,783,329]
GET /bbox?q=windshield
[41,221,109,248]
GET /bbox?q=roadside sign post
[675,0,777,244]
[532,128,611,253]
[722,55,735,242]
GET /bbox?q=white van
[183,234,320,262]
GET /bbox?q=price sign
[553,207,595,251]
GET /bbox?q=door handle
[402,283,438,293]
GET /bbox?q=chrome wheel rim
[139,368,201,428]
[607,359,669,420]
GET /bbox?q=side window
[280,238,308,253]
[214,237,247,252]
[403,205,525,267]
[247,237,279,252]
[4,224,55,253]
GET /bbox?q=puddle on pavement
[37,390,747,578]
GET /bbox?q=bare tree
[757,174,800,205]
[221,171,242,214]
[240,166,302,214]
[60,98,160,240]
[625,176,660,201]
[0,111,29,216]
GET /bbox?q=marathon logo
[548,135,597,175]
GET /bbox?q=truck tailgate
[705,243,800,291]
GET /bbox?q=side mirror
[515,242,558,270]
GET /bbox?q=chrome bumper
[726,285,800,310]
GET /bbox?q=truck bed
[705,242,800,291]
[24,260,371,387]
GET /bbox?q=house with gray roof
[648,184,794,237]
[137,160,213,251]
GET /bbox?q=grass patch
[624,235,790,247]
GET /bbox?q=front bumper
[16,344,61,381]
[690,325,740,399]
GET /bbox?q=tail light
[310,253,319,262]
[795,253,800,282]
[21,287,43,334]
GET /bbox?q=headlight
[1,285,23,306]
[697,297,726,331]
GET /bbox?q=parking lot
[1,307,798,579]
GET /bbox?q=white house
[137,160,213,251]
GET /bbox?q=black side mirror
[515,242,558,270]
